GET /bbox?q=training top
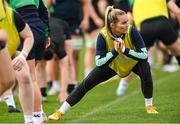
[10,0,46,9]
[0,6,26,56]
[10,0,49,37]
[96,25,147,77]
[132,0,169,30]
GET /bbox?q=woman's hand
[12,51,27,71]
[94,17,104,28]
[114,39,125,52]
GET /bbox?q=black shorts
[49,18,67,59]
[140,16,178,47]
[87,19,99,33]
[53,42,67,59]
[18,22,46,60]
[69,24,82,36]
[16,5,46,60]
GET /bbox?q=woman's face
[111,14,129,36]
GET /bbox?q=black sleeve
[96,34,107,57]
[123,25,148,61]
[130,25,146,51]
[95,33,119,67]
[13,11,26,32]
[38,0,50,37]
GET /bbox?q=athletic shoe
[48,111,62,120]
[146,105,158,114]
[163,65,179,72]
[8,105,21,113]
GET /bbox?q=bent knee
[167,39,180,56]
[17,72,31,85]
[0,79,15,95]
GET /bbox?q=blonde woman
[48,6,158,121]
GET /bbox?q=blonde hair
[105,6,126,31]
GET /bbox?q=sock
[47,81,52,89]
[59,101,71,114]
[33,112,42,123]
[40,87,47,97]
[117,80,128,94]
[52,80,60,90]
[85,68,92,77]
[175,56,180,65]
[164,54,173,65]
[67,84,76,94]
[145,98,153,107]
[24,115,33,123]
[4,95,16,108]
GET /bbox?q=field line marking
[70,74,176,123]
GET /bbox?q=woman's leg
[48,65,117,120]
[132,61,158,114]
[66,66,117,106]
[0,48,16,95]
[132,61,153,99]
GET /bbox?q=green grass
[0,48,180,123]
[0,68,180,123]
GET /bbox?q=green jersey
[10,0,46,9]
[10,0,36,9]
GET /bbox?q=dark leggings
[66,61,153,106]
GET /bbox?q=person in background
[46,0,90,90]
[84,0,104,77]
[116,0,180,96]
[0,88,21,112]
[9,0,50,122]
[0,0,34,123]
[44,17,72,102]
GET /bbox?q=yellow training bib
[100,25,138,77]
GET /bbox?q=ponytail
[105,6,113,30]
[104,6,126,32]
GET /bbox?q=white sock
[117,80,128,92]
[59,101,71,114]
[33,112,42,123]
[85,68,92,77]
[4,95,16,107]
[52,80,60,90]
[145,98,153,107]
[24,115,33,123]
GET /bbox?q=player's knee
[0,79,15,95]
[18,72,31,85]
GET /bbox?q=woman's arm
[19,24,34,56]
[13,11,34,57]
[167,0,180,23]
[80,0,90,31]
[46,0,52,9]
[12,11,34,71]
[95,33,119,67]
[123,25,148,61]
[89,1,104,28]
